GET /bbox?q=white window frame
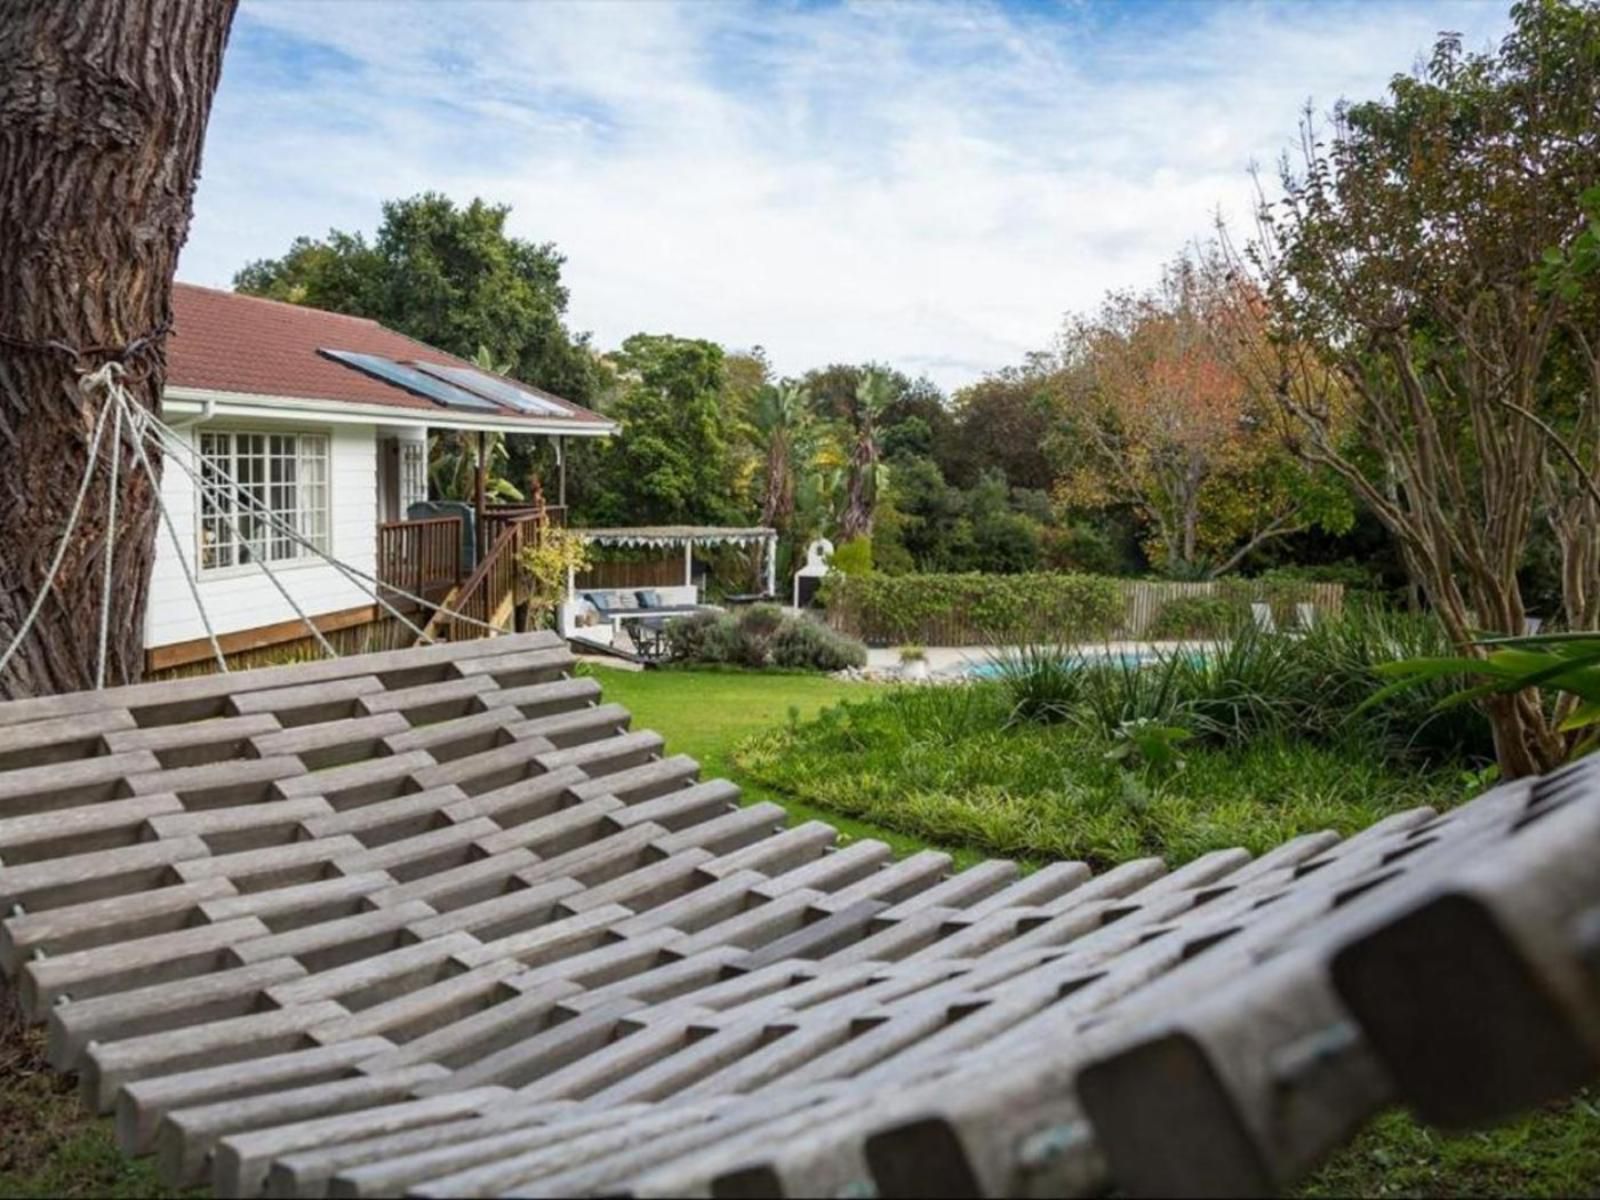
[196,429,332,577]
[399,438,427,515]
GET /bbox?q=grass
[577,665,982,864]
[732,682,1460,869]
[0,998,170,1199]
[1302,1098,1600,1198]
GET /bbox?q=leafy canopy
[234,192,602,403]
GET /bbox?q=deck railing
[422,513,550,643]
[484,504,566,549]
[376,515,464,608]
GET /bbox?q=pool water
[955,647,1196,679]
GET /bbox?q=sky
[180,0,1514,392]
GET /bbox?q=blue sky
[180,0,1513,390]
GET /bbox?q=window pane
[299,437,330,555]
[269,435,299,560]
[195,431,331,570]
[199,434,233,570]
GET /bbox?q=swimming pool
[952,645,1195,679]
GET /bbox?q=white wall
[145,419,379,649]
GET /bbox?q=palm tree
[752,381,811,532]
[427,346,525,502]
[838,368,893,541]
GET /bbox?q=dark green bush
[819,571,1123,645]
[1148,594,1241,638]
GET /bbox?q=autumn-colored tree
[1052,262,1344,577]
[1220,1,1600,776]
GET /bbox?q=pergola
[569,524,779,600]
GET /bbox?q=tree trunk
[839,438,877,542]
[0,0,238,698]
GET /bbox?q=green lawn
[582,664,987,866]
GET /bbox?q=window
[198,431,330,571]
[399,440,427,513]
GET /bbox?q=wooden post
[474,430,488,564]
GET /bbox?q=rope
[121,405,339,661]
[144,412,510,638]
[143,418,448,644]
[112,390,228,674]
[0,316,172,380]
[95,390,124,688]
[0,382,116,681]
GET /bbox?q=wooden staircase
[417,513,545,644]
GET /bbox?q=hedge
[818,572,1124,645]
[819,572,1344,646]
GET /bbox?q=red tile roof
[166,283,606,426]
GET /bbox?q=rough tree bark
[0,0,238,697]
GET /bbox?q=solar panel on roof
[412,361,572,418]
[318,349,502,413]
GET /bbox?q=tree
[944,360,1060,491]
[0,0,238,697]
[839,368,893,541]
[1052,260,1344,577]
[427,347,525,505]
[1222,0,1600,776]
[591,334,741,525]
[235,193,601,403]
[751,382,813,534]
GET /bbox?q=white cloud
[181,0,1512,391]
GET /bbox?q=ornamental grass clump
[983,606,1496,767]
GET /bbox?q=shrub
[664,611,722,661]
[979,607,1495,767]
[1291,606,1494,763]
[828,537,873,576]
[771,617,868,671]
[734,684,1457,868]
[987,642,1085,726]
[1259,562,1388,598]
[666,608,867,672]
[699,615,747,664]
[1148,594,1241,638]
[819,571,1123,645]
[736,603,786,641]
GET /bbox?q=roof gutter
[162,385,617,438]
[164,396,215,430]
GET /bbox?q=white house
[147,284,615,670]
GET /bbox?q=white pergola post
[683,540,694,594]
[565,560,577,634]
[766,534,777,599]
